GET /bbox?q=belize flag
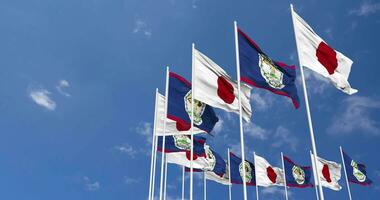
[168,72,219,133]
[229,152,256,186]
[238,28,300,109]
[283,156,313,188]
[157,135,208,169]
[342,150,372,186]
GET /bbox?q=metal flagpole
[159,67,170,200]
[290,4,324,200]
[233,20,248,200]
[190,43,195,200]
[151,128,159,200]
[204,172,207,200]
[310,150,320,200]
[149,89,159,200]
[281,152,288,200]
[253,152,259,200]
[340,146,353,200]
[228,148,232,200]
[164,158,168,200]
[182,166,185,200]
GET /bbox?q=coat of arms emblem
[239,161,252,183]
[351,160,366,182]
[173,135,191,150]
[258,53,285,89]
[292,165,305,185]
[204,146,216,171]
[184,90,206,125]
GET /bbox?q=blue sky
[0,0,379,199]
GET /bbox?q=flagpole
[253,152,259,200]
[281,152,288,200]
[164,158,168,200]
[159,66,170,200]
[234,20,248,200]
[190,42,195,200]
[310,150,320,200]
[290,4,324,200]
[148,89,159,200]
[228,148,232,200]
[151,128,159,200]
[340,146,353,200]
[182,166,185,200]
[204,171,207,200]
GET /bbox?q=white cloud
[244,122,269,140]
[136,122,153,143]
[83,176,100,191]
[191,0,198,9]
[261,187,292,198]
[115,143,138,158]
[29,88,56,111]
[299,69,330,95]
[124,177,141,184]
[56,79,71,97]
[271,126,298,152]
[133,19,152,37]
[212,119,224,135]
[350,1,380,16]
[251,91,275,111]
[328,96,380,135]
[324,28,333,39]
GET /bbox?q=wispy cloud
[29,88,56,111]
[299,69,330,95]
[272,126,299,152]
[133,19,152,37]
[250,91,275,111]
[261,187,293,198]
[328,96,380,136]
[244,122,269,140]
[114,143,138,158]
[136,122,153,143]
[212,119,224,135]
[83,176,100,191]
[124,176,141,184]
[350,1,380,16]
[56,79,71,97]
[191,0,198,9]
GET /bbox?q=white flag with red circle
[193,48,252,122]
[311,154,342,191]
[255,154,285,187]
[292,9,357,95]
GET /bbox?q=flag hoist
[190,43,195,200]
[233,21,249,200]
[148,89,159,200]
[159,67,170,200]
[290,4,324,199]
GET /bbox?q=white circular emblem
[173,135,191,150]
[184,90,206,125]
[258,53,285,89]
[292,165,305,185]
[351,160,366,182]
[239,161,252,183]
[204,146,216,171]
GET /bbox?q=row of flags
[157,135,372,191]
[148,4,368,200]
[155,8,357,137]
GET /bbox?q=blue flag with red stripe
[157,135,206,156]
[283,156,313,188]
[229,152,255,186]
[238,28,300,108]
[168,72,219,133]
[342,150,373,186]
